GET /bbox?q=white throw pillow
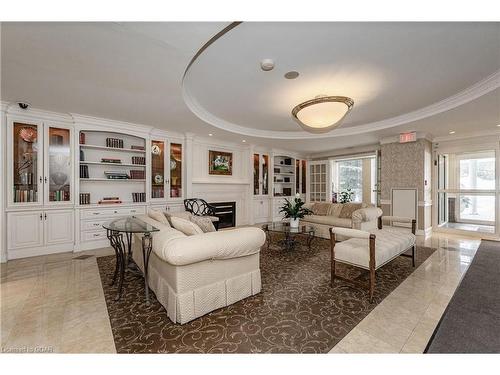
[171,217,204,236]
[190,215,216,233]
[148,209,171,226]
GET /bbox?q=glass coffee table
[262,222,316,251]
[103,217,159,305]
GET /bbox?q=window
[459,152,495,190]
[337,159,363,202]
[332,155,376,204]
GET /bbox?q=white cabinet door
[253,199,270,223]
[45,209,74,245]
[7,211,44,249]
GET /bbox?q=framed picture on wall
[208,150,233,176]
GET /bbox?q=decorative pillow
[171,217,204,236]
[190,215,216,233]
[326,203,342,217]
[164,211,192,226]
[339,203,363,219]
[312,202,331,216]
[148,209,171,226]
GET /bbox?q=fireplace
[210,201,236,229]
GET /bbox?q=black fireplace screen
[209,201,236,229]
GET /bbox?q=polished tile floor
[1,233,480,354]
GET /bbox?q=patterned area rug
[97,235,435,353]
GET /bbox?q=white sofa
[131,214,266,324]
[301,202,383,239]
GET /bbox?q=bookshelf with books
[78,130,147,206]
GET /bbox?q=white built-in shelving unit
[78,130,147,206]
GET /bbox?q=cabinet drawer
[82,230,107,242]
[81,206,146,219]
[81,219,109,232]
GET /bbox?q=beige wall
[381,139,433,232]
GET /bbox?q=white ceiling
[1,22,499,154]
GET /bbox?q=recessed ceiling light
[208,133,213,136]
[496,124,500,127]
[242,139,246,143]
[260,59,274,71]
[284,71,299,79]
[449,130,456,134]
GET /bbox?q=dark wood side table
[103,217,159,305]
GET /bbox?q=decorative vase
[290,218,299,228]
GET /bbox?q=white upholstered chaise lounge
[329,216,417,302]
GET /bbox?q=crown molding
[3,101,73,123]
[183,68,500,140]
[433,128,500,143]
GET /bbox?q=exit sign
[400,132,417,143]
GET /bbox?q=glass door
[11,121,43,205]
[253,153,269,196]
[301,160,307,195]
[253,154,260,195]
[262,154,269,195]
[151,140,165,199]
[437,150,496,234]
[46,126,72,204]
[169,143,182,198]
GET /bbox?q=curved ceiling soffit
[182,23,500,140]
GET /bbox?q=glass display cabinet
[150,139,183,200]
[151,140,166,199]
[12,122,42,204]
[169,143,182,198]
[253,153,269,196]
[46,126,72,202]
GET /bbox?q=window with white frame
[331,155,377,204]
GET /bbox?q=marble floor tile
[2,232,480,354]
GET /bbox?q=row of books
[80,165,89,178]
[80,193,91,205]
[106,137,124,149]
[132,156,145,165]
[151,187,164,199]
[101,158,121,164]
[132,192,146,202]
[14,189,37,202]
[129,170,145,179]
[104,171,129,180]
[98,197,122,204]
[50,190,70,202]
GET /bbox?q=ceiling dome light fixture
[292,96,354,134]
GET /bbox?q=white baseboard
[7,243,73,260]
[416,227,433,238]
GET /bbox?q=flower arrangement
[279,193,312,227]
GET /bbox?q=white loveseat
[131,214,265,324]
[301,202,383,239]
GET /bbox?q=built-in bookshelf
[78,130,147,205]
[273,155,296,197]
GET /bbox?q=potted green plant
[338,188,354,204]
[279,193,313,228]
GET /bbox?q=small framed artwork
[208,150,233,176]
